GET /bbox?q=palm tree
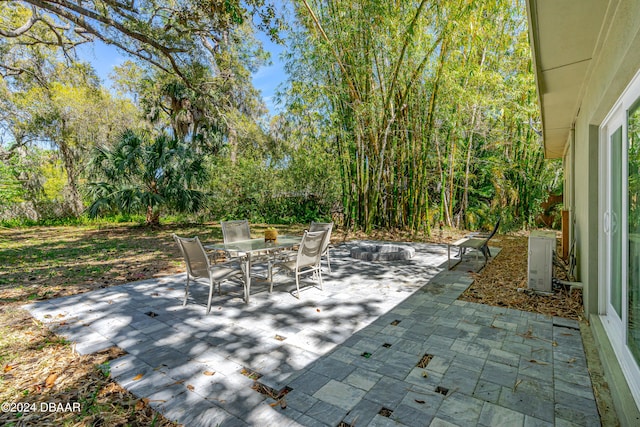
[87,129,208,225]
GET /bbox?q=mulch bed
[0,225,582,426]
[459,234,584,321]
[335,228,584,320]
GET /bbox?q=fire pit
[350,244,415,261]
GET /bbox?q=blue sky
[252,33,286,114]
[77,32,287,115]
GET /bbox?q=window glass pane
[628,100,640,362]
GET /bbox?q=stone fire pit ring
[350,244,415,261]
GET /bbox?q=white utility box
[528,230,556,293]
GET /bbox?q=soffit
[527,0,609,158]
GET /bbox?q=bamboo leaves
[285,0,558,232]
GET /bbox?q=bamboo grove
[290,0,560,233]
[1,0,561,231]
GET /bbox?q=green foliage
[0,155,26,205]
[0,213,147,229]
[2,1,282,83]
[96,362,111,378]
[1,42,140,218]
[629,101,640,231]
[206,153,338,224]
[0,147,79,222]
[40,161,66,202]
[87,130,209,226]
[110,21,271,162]
[285,0,553,233]
[1,0,563,233]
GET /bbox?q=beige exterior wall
[572,0,640,315]
[571,123,599,315]
[569,1,640,422]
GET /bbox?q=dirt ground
[0,224,615,425]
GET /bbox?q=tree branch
[23,0,187,79]
[0,6,40,37]
[300,0,361,103]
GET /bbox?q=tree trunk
[146,205,160,226]
[58,129,84,216]
[462,107,478,228]
[228,125,238,165]
[447,123,456,228]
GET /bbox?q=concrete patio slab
[24,241,601,426]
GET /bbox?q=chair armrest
[273,249,297,263]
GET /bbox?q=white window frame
[599,67,640,406]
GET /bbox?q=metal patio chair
[221,219,251,243]
[173,234,244,314]
[309,221,334,273]
[268,230,327,299]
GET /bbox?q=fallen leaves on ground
[459,234,584,321]
[44,372,58,388]
[0,308,179,427]
[0,224,583,426]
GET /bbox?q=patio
[24,241,600,426]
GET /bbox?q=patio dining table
[206,235,301,303]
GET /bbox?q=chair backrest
[221,219,251,243]
[309,221,333,253]
[173,234,210,279]
[483,217,501,243]
[297,230,327,268]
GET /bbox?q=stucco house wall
[527,0,640,423]
[571,1,640,316]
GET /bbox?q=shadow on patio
[24,241,600,427]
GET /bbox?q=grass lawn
[0,222,583,425]
[0,222,308,426]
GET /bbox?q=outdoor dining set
[172,220,333,314]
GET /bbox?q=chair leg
[183,275,190,306]
[326,250,331,273]
[481,245,490,262]
[207,278,214,314]
[268,264,274,293]
[317,267,323,290]
[295,272,301,299]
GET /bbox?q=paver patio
[25,241,601,426]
